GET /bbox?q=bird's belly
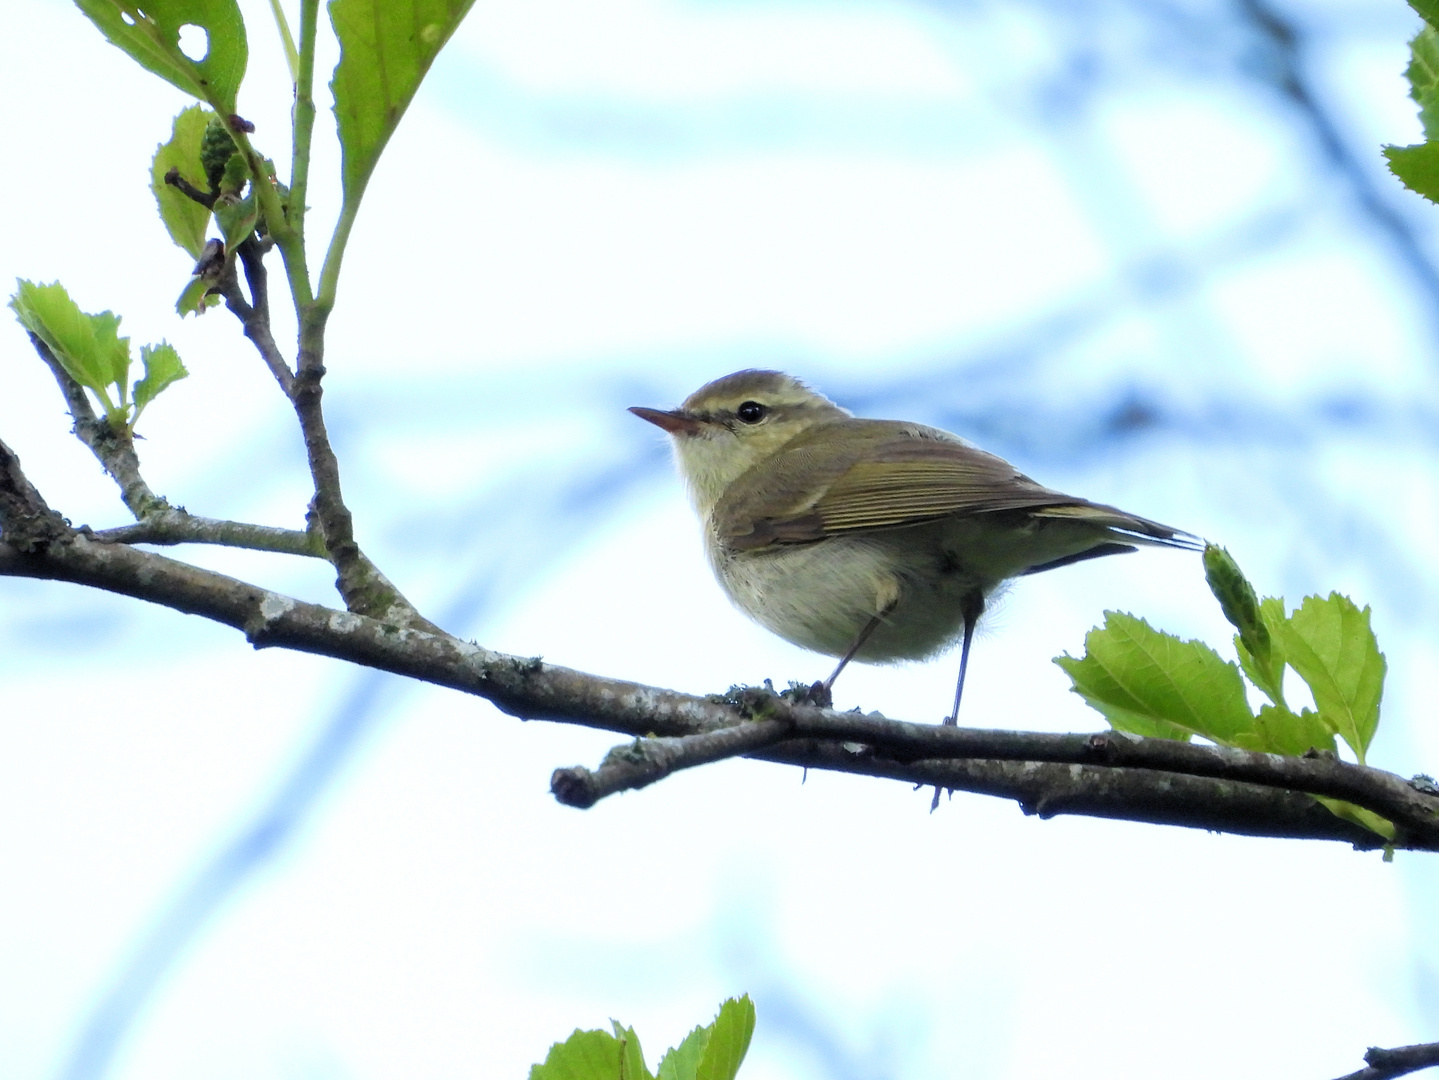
[708,530,979,663]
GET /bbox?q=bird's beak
[629,406,707,436]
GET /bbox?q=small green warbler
[632,369,1199,723]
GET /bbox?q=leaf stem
[266,0,301,84]
[288,0,320,265]
[315,198,360,311]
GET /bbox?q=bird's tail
[1033,501,1205,551]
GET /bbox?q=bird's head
[630,369,849,515]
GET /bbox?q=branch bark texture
[1332,1041,1439,1080]
[1,518,1433,851]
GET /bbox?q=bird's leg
[932,588,985,812]
[803,603,892,708]
[945,589,986,726]
[823,614,883,690]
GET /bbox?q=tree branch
[551,718,793,808]
[219,236,295,396]
[0,438,69,551]
[91,510,322,556]
[1332,1041,1439,1080]
[1,515,1433,850]
[289,305,419,625]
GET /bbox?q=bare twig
[289,307,419,626]
[1331,1041,1439,1080]
[219,236,295,395]
[551,718,793,808]
[163,166,217,209]
[208,251,430,629]
[92,510,321,556]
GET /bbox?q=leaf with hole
[75,0,248,113]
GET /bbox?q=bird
[631,369,1201,727]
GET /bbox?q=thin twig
[163,167,217,209]
[1331,1041,1439,1080]
[219,236,295,394]
[92,511,321,556]
[290,306,418,624]
[551,719,792,807]
[26,333,166,519]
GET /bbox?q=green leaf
[1409,26,1439,139]
[219,152,250,197]
[657,1025,710,1080]
[151,106,215,258]
[89,310,133,397]
[1315,797,1395,842]
[214,191,259,251]
[328,0,476,205]
[1055,612,1255,744]
[1412,0,1439,30]
[1276,594,1386,764]
[175,275,217,316]
[612,1022,655,1080]
[1233,596,1290,707]
[1386,26,1439,203]
[1241,703,1335,758]
[74,0,248,114]
[1385,142,1439,203]
[1203,546,1287,704]
[175,239,226,316]
[529,1028,624,1080]
[133,343,189,419]
[9,279,129,411]
[694,997,754,1080]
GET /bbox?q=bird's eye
[736,401,768,424]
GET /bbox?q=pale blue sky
[1,1,1437,1078]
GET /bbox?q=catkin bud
[1203,544,1271,663]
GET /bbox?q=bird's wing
[714,421,1197,553]
[714,422,1077,551]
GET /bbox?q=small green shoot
[10,280,188,431]
[530,997,755,1080]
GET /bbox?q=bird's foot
[781,680,833,709]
